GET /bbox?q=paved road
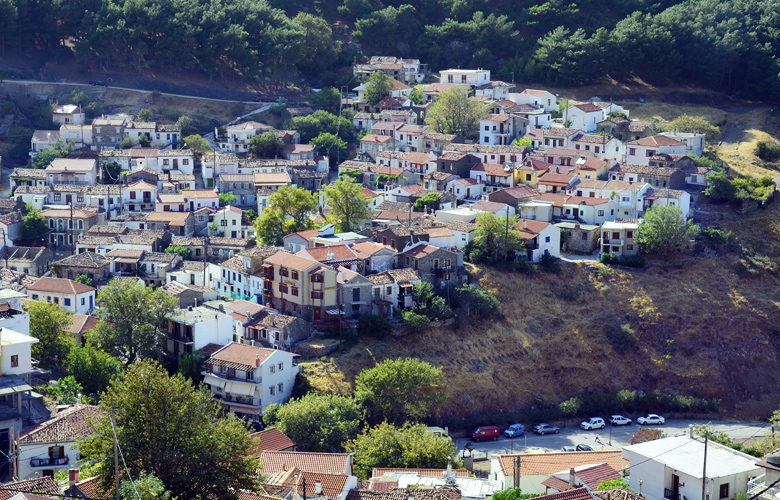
[455,419,771,459]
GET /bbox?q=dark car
[89,80,108,86]
[251,96,262,102]
[532,423,560,435]
[576,444,593,451]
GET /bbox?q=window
[163,159,170,165]
[627,231,633,238]
[221,219,227,226]
[130,191,136,199]
[646,150,655,157]
[629,148,636,156]
[278,362,283,371]
[311,274,323,283]
[64,298,71,306]
[311,290,323,299]
[183,159,189,165]
[278,284,288,293]
[597,210,605,216]
[77,194,84,202]
[78,220,83,229]
[461,75,466,83]
[353,288,361,301]
[595,146,600,153]
[386,286,392,294]
[81,297,85,305]
[627,244,634,250]
[269,386,276,396]
[720,485,729,499]
[10,355,17,367]
[277,383,283,392]
[545,236,550,243]
[291,271,298,280]
[291,287,299,297]
[54,193,61,201]
[270,364,275,374]
[280,268,288,277]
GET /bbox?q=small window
[32,294,38,300]
[64,298,71,306]
[10,355,18,367]
[719,485,729,499]
[545,236,550,243]
[269,386,276,396]
[270,365,275,374]
[277,383,283,392]
[291,271,298,280]
[81,298,85,305]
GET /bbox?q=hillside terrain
[304,198,780,424]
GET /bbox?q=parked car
[504,424,525,438]
[610,415,632,426]
[89,80,107,86]
[575,444,593,451]
[525,447,546,454]
[561,445,575,452]
[470,426,500,441]
[580,417,606,430]
[533,423,560,435]
[637,414,665,425]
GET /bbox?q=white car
[580,417,606,430]
[637,414,665,425]
[610,415,632,426]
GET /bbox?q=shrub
[701,228,730,245]
[357,314,391,339]
[453,284,500,318]
[600,252,644,268]
[603,323,637,353]
[538,253,560,273]
[402,310,430,331]
[600,253,619,265]
[755,141,780,162]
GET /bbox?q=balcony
[748,475,779,500]
[30,456,69,468]
[204,369,261,384]
[221,393,260,407]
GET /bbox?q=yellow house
[259,252,338,323]
[517,159,552,189]
[572,157,615,181]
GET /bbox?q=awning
[230,405,262,415]
[203,375,225,390]
[223,382,234,393]
[229,384,256,397]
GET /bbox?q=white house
[202,342,299,422]
[600,219,640,256]
[0,327,37,380]
[52,105,85,126]
[212,205,253,239]
[479,115,515,146]
[511,89,558,112]
[18,404,102,479]
[45,159,96,185]
[164,305,233,357]
[626,135,687,166]
[623,432,762,500]
[26,278,95,314]
[122,180,158,212]
[645,188,692,218]
[440,69,490,87]
[517,219,560,262]
[567,103,604,133]
[0,291,31,336]
[659,131,706,157]
[30,130,60,158]
[218,121,272,153]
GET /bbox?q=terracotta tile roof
[0,212,23,225]
[445,221,476,233]
[574,103,602,113]
[72,477,110,500]
[294,472,349,499]
[64,314,99,335]
[254,173,292,185]
[209,237,252,247]
[472,163,512,177]
[236,492,281,500]
[372,468,469,478]
[361,135,393,144]
[614,164,678,176]
[352,241,393,256]
[471,200,509,213]
[627,122,653,132]
[424,227,453,238]
[209,342,275,370]
[575,463,621,489]
[385,268,422,284]
[0,478,60,500]
[54,252,108,268]
[494,186,535,199]
[182,189,218,199]
[10,168,47,179]
[201,343,225,356]
[146,212,191,226]
[298,245,366,263]
[28,277,95,294]
[126,180,158,190]
[285,229,320,242]
[240,247,284,258]
[544,147,581,157]
[516,219,552,239]
[542,487,594,500]
[538,172,577,186]
[521,89,550,97]
[158,193,185,203]
[39,208,99,219]
[495,450,625,476]
[543,128,580,138]
[574,134,611,144]
[646,188,685,199]
[627,135,685,147]
[259,450,350,475]
[401,244,441,258]
[481,114,510,122]
[542,476,574,492]
[252,428,296,454]
[19,404,103,444]
[46,158,95,172]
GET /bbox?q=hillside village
[0,54,775,500]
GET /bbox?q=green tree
[364,71,393,106]
[309,87,341,114]
[138,135,151,147]
[120,471,171,500]
[413,192,440,212]
[291,13,341,76]
[7,126,33,145]
[264,393,363,452]
[176,115,193,136]
[346,422,459,479]
[357,314,391,339]
[513,137,532,147]
[692,422,733,446]
[90,279,178,365]
[355,358,445,425]
[492,488,539,500]
[469,211,523,265]
[402,310,431,331]
[75,274,95,288]
[410,87,424,105]
[323,179,371,232]
[183,134,211,154]
[668,115,720,142]
[79,360,260,500]
[635,205,699,256]
[137,108,153,121]
[121,136,137,149]
[22,206,48,243]
[64,344,123,397]
[705,171,735,201]
[67,90,90,107]
[219,192,238,206]
[558,397,582,427]
[32,140,72,169]
[254,186,319,246]
[597,479,629,490]
[177,351,206,384]
[453,284,500,318]
[425,87,490,140]
[250,131,284,158]
[48,376,83,404]
[309,132,346,162]
[288,110,352,143]
[27,300,73,368]
[164,245,192,260]
[102,161,122,183]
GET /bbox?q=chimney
[639,480,643,496]
[689,424,694,439]
[447,456,452,479]
[568,467,576,486]
[256,354,260,367]
[69,469,79,487]
[315,482,322,495]
[522,220,527,229]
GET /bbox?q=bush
[538,253,560,273]
[701,228,731,245]
[600,253,619,265]
[357,314,391,339]
[600,252,645,268]
[603,323,637,353]
[453,284,500,318]
[402,310,430,331]
[755,141,780,162]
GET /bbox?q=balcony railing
[221,394,260,406]
[31,456,69,468]
[748,475,779,500]
[205,369,260,384]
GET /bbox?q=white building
[30,130,60,158]
[440,69,490,87]
[511,89,558,112]
[623,433,762,500]
[18,404,101,479]
[626,135,687,166]
[202,342,299,422]
[218,121,272,154]
[517,219,560,262]
[659,131,706,157]
[45,159,97,186]
[600,219,640,256]
[52,105,85,126]
[567,103,604,133]
[26,278,96,314]
[164,305,233,357]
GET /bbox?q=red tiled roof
[28,277,95,294]
[210,343,275,369]
[361,135,393,144]
[544,487,594,500]
[73,477,110,500]
[544,148,581,157]
[522,89,550,97]
[19,404,103,444]
[64,314,99,335]
[259,450,350,475]
[298,245,366,263]
[542,476,575,492]
[252,427,296,453]
[201,343,225,356]
[627,135,685,147]
[264,252,318,272]
[495,450,624,476]
[577,463,621,490]
[0,477,59,500]
[575,103,602,113]
[516,219,552,239]
[294,472,349,499]
[538,172,576,186]
[472,163,512,177]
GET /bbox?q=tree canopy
[355,357,446,425]
[345,422,460,480]
[468,211,523,265]
[254,186,319,246]
[635,205,699,256]
[292,13,341,76]
[425,87,490,140]
[22,206,48,243]
[90,279,178,365]
[323,180,371,232]
[64,344,123,398]
[79,360,260,500]
[264,393,363,452]
[183,135,211,154]
[251,131,284,158]
[364,71,393,106]
[27,301,73,368]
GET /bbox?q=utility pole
[112,403,120,500]
[702,431,708,500]
[513,455,520,488]
[69,203,74,256]
[503,208,509,263]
